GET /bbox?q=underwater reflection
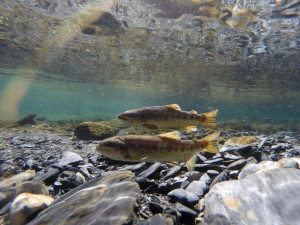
[0,0,117,120]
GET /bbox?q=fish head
[96,136,129,160]
[118,109,142,126]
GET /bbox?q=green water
[0,68,299,122]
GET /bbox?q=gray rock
[168,189,199,207]
[204,168,300,225]
[15,181,49,196]
[226,159,247,170]
[238,161,279,179]
[0,170,36,188]
[149,214,167,225]
[199,173,212,184]
[185,181,207,197]
[175,203,198,218]
[58,151,84,167]
[136,163,162,181]
[27,170,140,225]
[209,170,230,188]
[9,193,54,225]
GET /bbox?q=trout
[96,131,220,171]
[118,104,218,131]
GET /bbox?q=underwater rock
[185,181,207,197]
[226,158,247,170]
[175,203,198,224]
[9,193,54,225]
[32,168,60,185]
[238,160,279,179]
[168,189,199,207]
[225,136,257,146]
[0,170,36,188]
[27,170,140,225]
[16,113,37,126]
[14,181,49,196]
[74,121,117,140]
[57,151,85,167]
[203,168,300,225]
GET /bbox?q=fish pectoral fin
[158,131,181,140]
[184,126,197,132]
[140,156,148,160]
[186,154,198,172]
[189,110,197,114]
[165,104,181,111]
[142,124,158,130]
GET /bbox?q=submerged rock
[9,193,54,225]
[74,121,117,140]
[225,136,257,146]
[27,170,140,225]
[203,168,300,225]
[16,113,37,126]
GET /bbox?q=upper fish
[118,104,218,131]
[96,131,220,171]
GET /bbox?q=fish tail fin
[200,131,220,153]
[199,109,218,129]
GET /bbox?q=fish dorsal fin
[165,104,181,111]
[190,110,197,114]
[158,131,181,140]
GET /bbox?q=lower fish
[96,131,220,171]
[118,104,218,131]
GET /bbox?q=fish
[96,131,220,171]
[118,104,218,131]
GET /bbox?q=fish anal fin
[143,124,158,130]
[190,110,197,114]
[158,131,181,140]
[184,125,197,132]
[186,154,198,172]
[200,131,221,153]
[165,104,181,111]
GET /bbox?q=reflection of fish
[96,131,220,171]
[118,104,218,131]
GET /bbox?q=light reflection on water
[0,0,299,122]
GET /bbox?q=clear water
[0,0,299,124]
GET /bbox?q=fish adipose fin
[200,109,218,129]
[186,154,198,172]
[165,104,181,111]
[201,131,221,153]
[189,110,197,114]
[142,124,158,130]
[158,131,181,140]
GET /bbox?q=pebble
[168,189,199,207]
[185,181,207,197]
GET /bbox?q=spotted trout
[118,104,218,131]
[96,131,220,171]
